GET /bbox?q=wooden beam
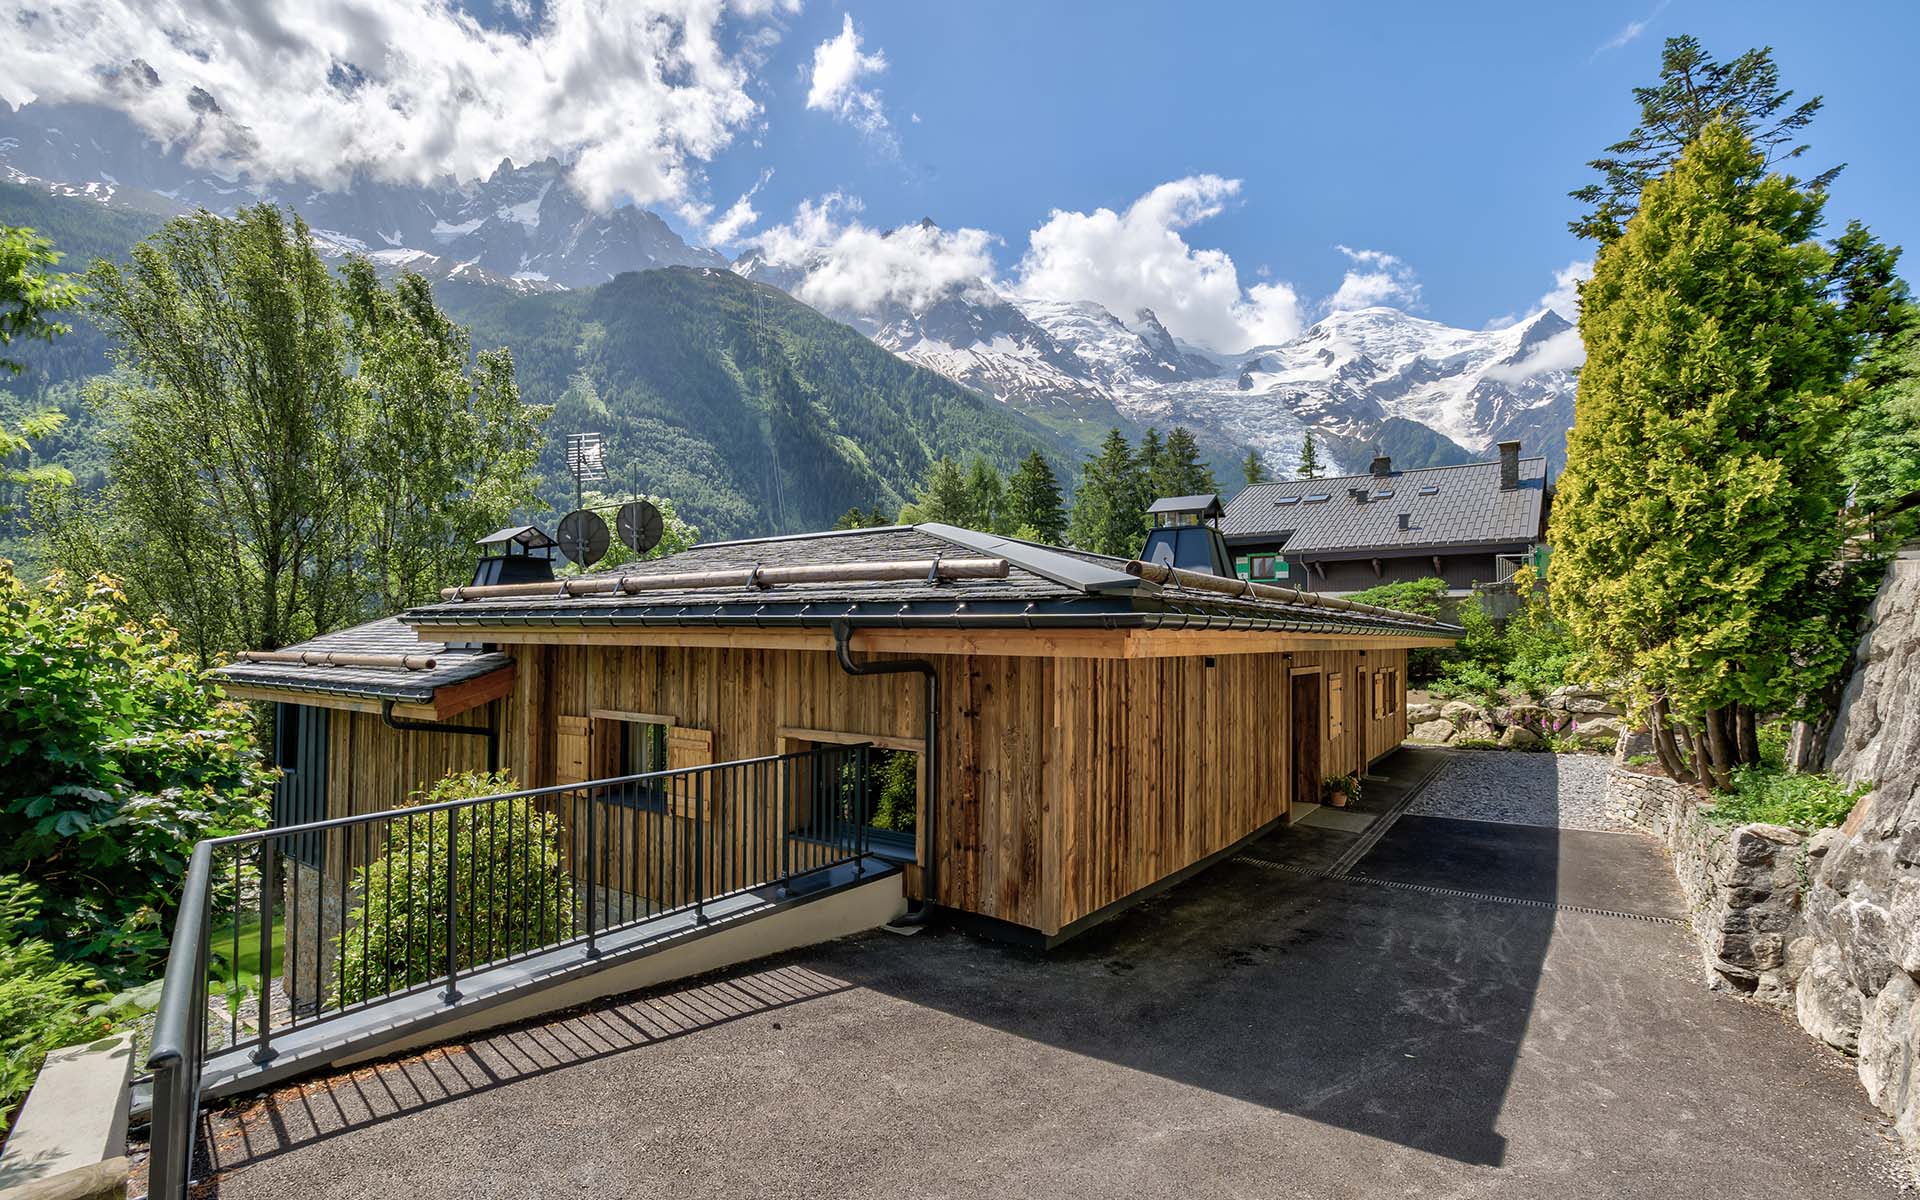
[427,665,516,719]
[591,707,680,727]
[777,725,927,755]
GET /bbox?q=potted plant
[1322,773,1361,808]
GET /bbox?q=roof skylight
[1303,494,1331,503]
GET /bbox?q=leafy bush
[0,875,110,1130]
[335,772,572,1006]
[1429,663,1503,702]
[1349,578,1449,680]
[1428,572,1579,703]
[0,565,272,984]
[1706,767,1873,831]
[872,750,918,834]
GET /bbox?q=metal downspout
[831,619,938,924]
[380,699,500,774]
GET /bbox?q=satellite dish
[557,509,610,567]
[617,500,665,554]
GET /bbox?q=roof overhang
[216,661,516,720]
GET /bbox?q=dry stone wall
[1795,548,1920,1143]
[1605,765,1816,1004]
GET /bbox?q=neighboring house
[1218,441,1552,597]
[215,522,1453,955]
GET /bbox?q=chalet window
[781,728,924,863]
[619,720,668,777]
[1327,673,1346,739]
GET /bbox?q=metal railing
[146,742,873,1198]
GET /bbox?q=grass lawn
[208,911,285,1001]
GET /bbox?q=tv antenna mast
[565,431,607,511]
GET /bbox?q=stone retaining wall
[1604,764,1816,1005]
[1795,548,1920,1144]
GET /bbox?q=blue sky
[700,0,1918,333]
[9,0,1911,345]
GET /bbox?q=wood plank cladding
[499,639,1410,937]
[311,631,1414,941]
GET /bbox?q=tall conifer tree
[1006,451,1067,543]
[1550,121,1861,788]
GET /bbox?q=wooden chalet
[216,522,1456,947]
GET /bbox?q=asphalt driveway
[179,756,1911,1199]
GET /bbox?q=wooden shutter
[1327,674,1345,740]
[556,715,592,786]
[667,727,714,817]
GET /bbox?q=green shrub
[1430,663,1503,702]
[1350,578,1448,680]
[0,875,110,1130]
[871,750,918,834]
[0,566,272,984]
[1706,767,1873,831]
[1453,738,1500,750]
[334,772,572,1006]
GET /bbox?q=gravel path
[1407,749,1627,831]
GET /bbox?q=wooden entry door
[1290,673,1321,812]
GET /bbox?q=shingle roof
[212,617,513,703]
[1219,457,1549,556]
[400,523,1456,639]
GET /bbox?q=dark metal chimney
[1370,454,1392,478]
[1497,441,1522,491]
[471,525,558,587]
[1397,512,1411,531]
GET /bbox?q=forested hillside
[437,268,1073,538]
[0,187,1075,542]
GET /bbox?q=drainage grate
[1232,855,1687,926]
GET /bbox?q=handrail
[146,841,215,1198]
[141,742,875,1200]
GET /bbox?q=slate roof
[399,523,1457,639]
[1219,457,1550,557]
[213,617,514,703]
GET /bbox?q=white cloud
[1324,244,1421,313]
[1595,1,1669,54]
[1482,260,1595,381]
[706,168,771,244]
[0,0,782,210]
[1484,327,1586,383]
[750,194,998,313]
[805,13,891,142]
[1013,175,1303,352]
[1540,259,1591,322]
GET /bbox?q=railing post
[253,837,279,1065]
[856,744,868,877]
[585,788,600,958]
[442,810,461,1004]
[694,770,707,925]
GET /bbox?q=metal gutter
[381,699,500,773]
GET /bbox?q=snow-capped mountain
[0,100,1579,474]
[0,102,721,288]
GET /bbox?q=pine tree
[898,457,974,527]
[1571,36,1837,243]
[1296,432,1323,479]
[964,455,1006,533]
[1138,428,1165,497]
[1067,429,1148,557]
[1160,426,1216,496]
[1242,450,1270,487]
[1550,121,1860,790]
[1006,451,1067,543]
